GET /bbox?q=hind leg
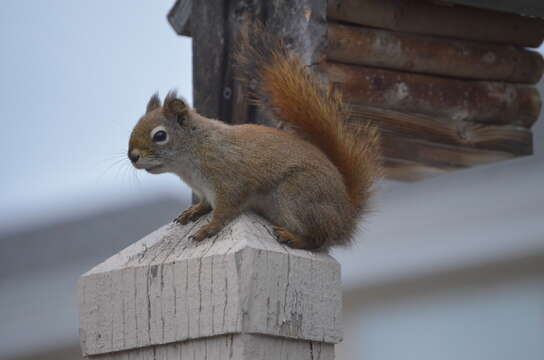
[256,168,354,250]
[253,196,318,250]
[256,178,339,250]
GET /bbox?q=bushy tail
[236,29,382,214]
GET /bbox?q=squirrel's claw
[173,211,192,225]
[190,223,221,242]
[174,204,212,225]
[273,227,308,249]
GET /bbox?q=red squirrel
[128,31,381,250]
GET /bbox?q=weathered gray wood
[328,22,544,84]
[327,0,544,48]
[190,0,329,128]
[167,0,191,37]
[88,334,334,360]
[191,0,228,119]
[240,0,329,126]
[263,0,328,68]
[221,0,266,125]
[79,213,342,358]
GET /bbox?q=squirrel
[128,31,381,250]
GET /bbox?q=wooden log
[348,104,533,155]
[383,158,451,181]
[381,131,516,170]
[79,214,342,359]
[326,62,541,128]
[328,22,544,84]
[445,0,544,18]
[327,0,544,48]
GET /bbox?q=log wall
[326,0,543,180]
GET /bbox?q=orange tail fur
[236,29,382,215]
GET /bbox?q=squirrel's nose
[128,149,141,163]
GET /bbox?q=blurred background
[0,1,543,359]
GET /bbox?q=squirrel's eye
[152,130,168,143]
[150,126,169,145]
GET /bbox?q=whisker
[98,151,129,169]
[96,157,130,184]
[131,167,141,188]
[102,153,127,161]
[114,159,128,184]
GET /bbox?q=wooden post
[78,213,342,359]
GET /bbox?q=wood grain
[251,0,329,126]
[327,0,544,48]
[192,0,228,119]
[167,0,192,37]
[263,0,328,68]
[79,214,342,356]
[348,104,533,156]
[349,105,533,179]
[327,62,541,127]
[225,1,266,125]
[328,22,544,84]
[444,0,544,18]
[88,334,334,360]
[381,131,516,169]
[382,158,451,181]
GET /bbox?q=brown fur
[235,28,382,220]
[127,34,382,250]
[261,57,382,214]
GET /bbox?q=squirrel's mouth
[145,164,164,173]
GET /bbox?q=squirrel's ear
[164,90,188,125]
[146,93,161,113]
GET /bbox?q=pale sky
[0,0,193,232]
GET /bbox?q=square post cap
[79,213,342,356]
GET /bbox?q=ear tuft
[146,93,161,113]
[164,90,188,124]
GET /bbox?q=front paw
[189,224,221,242]
[174,203,212,225]
[174,208,194,225]
[174,207,201,225]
